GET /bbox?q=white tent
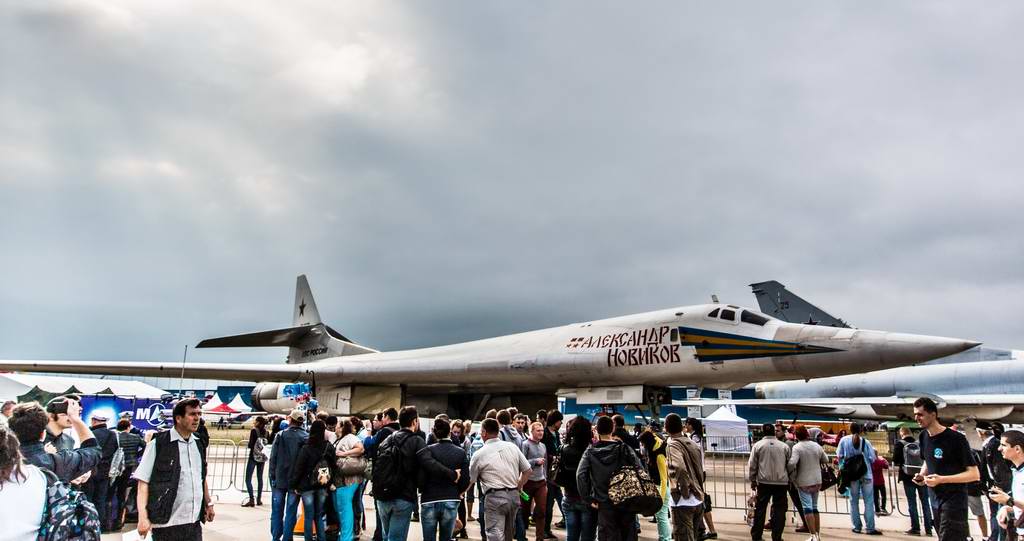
[201,393,224,412]
[227,393,252,412]
[702,407,751,452]
[0,373,167,402]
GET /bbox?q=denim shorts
[798,488,819,513]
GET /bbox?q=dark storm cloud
[2,2,1023,367]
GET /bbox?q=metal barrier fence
[702,436,914,520]
[206,435,929,526]
[206,438,271,495]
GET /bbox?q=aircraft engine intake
[251,381,313,414]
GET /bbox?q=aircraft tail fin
[293,275,321,326]
[749,280,852,328]
[197,275,378,363]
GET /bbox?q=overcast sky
[2,2,1022,366]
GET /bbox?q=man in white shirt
[135,398,214,541]
[470,418,531,541]
[989,430,1024,539]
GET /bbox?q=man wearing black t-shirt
[912,397,980,541]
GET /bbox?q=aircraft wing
[0,359,310,382]
[673,396,925,408]
[930,395,1024,406]
[672,396,928,416]
[673,395,1024,419]
[674,395,1024,408]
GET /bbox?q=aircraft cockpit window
[720,309,736,321]
[741,310,769,326]
[707,308,720,318]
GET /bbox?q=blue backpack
[38,469,101,541]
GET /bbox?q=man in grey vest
[135,398,213,540]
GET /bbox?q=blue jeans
[848,477,876,532]
[245,458,265,502]
[515,507,526,541]
[903,480,933,533]
[990,497,1006,541]
[335,483,360,541]
[478,491,487,541]
[355,481,367,534]
[378,498,415,541]
[271,488,301,541]
[562,496,597,541]
[374,498,383,541]
[302,489,328,541]
[545,483,564,533]
[421,501,460,541]
[654,490,670,541]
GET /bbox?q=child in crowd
[871,456,890,515]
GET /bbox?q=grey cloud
[2,2,1023,366]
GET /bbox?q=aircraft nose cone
[872,332,981,367]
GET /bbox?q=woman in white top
[334,419,366,541]
[0,427,47,541]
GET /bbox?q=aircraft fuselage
[291,303,977,391]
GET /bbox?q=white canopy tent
[227,393,252,412]
[702,407,751,452]
[201,393,224,412]
[0,373,167,403]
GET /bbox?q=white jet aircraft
[674,280,1023,422]
[0,275,979,415]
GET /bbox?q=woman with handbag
[244,416,269,507]
[334,418,367,541]
[787,425,830,541]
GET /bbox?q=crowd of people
[3,394,1024,541]
[251,405,719,541]
[745,397,1024,541]
[0,395,213,540]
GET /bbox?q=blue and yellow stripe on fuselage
[679,326,842,362]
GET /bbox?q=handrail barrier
[702,436,910,521]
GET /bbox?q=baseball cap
[289,409,305,422]
[91,413,109,422]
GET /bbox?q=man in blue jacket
[270,408,309,541]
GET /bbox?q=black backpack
[967,448,988,497]
[986,439,1013,489]
[371,431,410,500]
[839,437,868,487]
[902,441,924,475]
